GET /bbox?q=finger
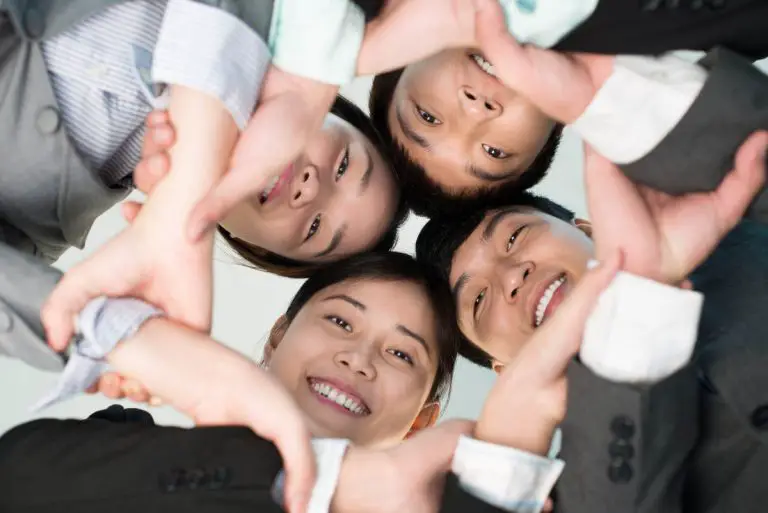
[146,110,170,128]
[134,153,171,194]
[123,379,151,404]
[543,497,554,512]
[85,383,99,394]
[473,0,531,90]
[120,201,143,224]
[679,279,694,290]
[710,130,768,231]
[535,251,623,371]
[271,417,316,513]
[99,373,125,400]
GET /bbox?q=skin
[388,49,555,192]
[221,114,399,263]
[449,207,593,369]
[266,278,442,448]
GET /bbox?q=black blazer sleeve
[0,417,285,513]
[621,47,768,226]
[439,473,508,513]
[555,0,768,61]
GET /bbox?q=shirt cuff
[571,54,707,164]
[268,0,364,84]
[452,435,564,513]
[581,270,703,384]
[271,438,350,513]
[500,0,598,48]
[152,0,271,130]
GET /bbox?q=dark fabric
[87,404,156,425]
[556,0,768,61]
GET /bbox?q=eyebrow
[324,294,366,311]
[451,273,470,308]
[467,163,519,183]
[314,223,347,258]
[481,207,524,242]
[358,146,373,194]
[395,106,431,150]
[396,325,431,355]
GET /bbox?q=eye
[325,315,352,332]
[335,145,350,180]
[473,289,486,318]
[506,225,527,252]
[482,144,510,159]
[416,105,442,125]
[387,348,414,365]
[306,214,321,241]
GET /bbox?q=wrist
[474,417,556,456]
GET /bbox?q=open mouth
[534,274,567,328]
[258,165,294,205]
[307,378,371,417]
[470,53,497,78]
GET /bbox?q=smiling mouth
[469,53,497,78]
[258,165,294,205]
[307,378,371,417]
[534,274,567,328]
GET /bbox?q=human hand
[475,252,622,455]
[586,131,768,285]
[85,372,162,406]
[186,65,338,241]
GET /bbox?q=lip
[306,377,371,417]
[526,272,568,329]
[261,164,295,205]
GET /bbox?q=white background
[3,56,764,434]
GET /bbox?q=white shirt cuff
[268,0,364,85]
[581,270,703,384]
[452,435,564,513]
[571,54,707,164]
[501,0,598,48]
[305,439,350,513]
[152,0,271,130]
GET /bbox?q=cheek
[376,365,431,413]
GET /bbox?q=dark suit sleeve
[0,417,285,513]
[440,362,699,513]
[621,48,768,226]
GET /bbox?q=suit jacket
[623,47,768,225]
[440,220,768,513]
[556,0,768,61]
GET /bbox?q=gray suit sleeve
[622,47,768,225]
[555,361,699,513]
[0,239,65,371]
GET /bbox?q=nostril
[303,172,310,182]
[294,191,301,200]
[464,90,477,101]
[523,269,530,279]
[511,289,518,298]
[484,102,495,110]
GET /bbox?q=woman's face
[266,278,441,448]
[221,114,399,263]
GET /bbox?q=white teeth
[310,381,367,415]
[259,175,281,202]
[535,277,566,327]
[472,53,496,77]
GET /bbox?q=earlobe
[573,218,593,238]
[491,360,505,375]
[263,315,290,367]
[405,403,441,439]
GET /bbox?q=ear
[262,315,290,367]
[404,402,441,439]
[573,218,592,238]
[491,360,506,375]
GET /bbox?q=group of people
[0,0,766,512]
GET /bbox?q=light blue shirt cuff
[501,0,598,48]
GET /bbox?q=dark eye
[507,225,526,251]
[325,315,352,332]
[387,348,413,365]
[416,106,441,125]
[336,146,350,180]
[473,289,486,318]
[306,215,321,241]
[482,144,509,159]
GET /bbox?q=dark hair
[221,94,409,278]
[284,252,459,404]
[369,70,564,218]
[415,193,575,368]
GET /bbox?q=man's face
[449,208,594,366]
[388,49,556,192]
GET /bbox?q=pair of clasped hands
[41,1,768,511]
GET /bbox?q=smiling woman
[218,96,409,278]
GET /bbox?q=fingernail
[586,259,600,270]
[153,127,171,144]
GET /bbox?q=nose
[290,165,320,208]
[458,86,502,120]
[334,346,377,380]
[500,261,535,302]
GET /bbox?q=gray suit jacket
[623,47,768,225]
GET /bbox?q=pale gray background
[2,56,764,433]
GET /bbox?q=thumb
[473,0,530,91]
[266,407,316,513]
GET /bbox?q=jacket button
[0,310,12,332]
[610,416,636,439]
[187,469,208,490]
[208,467,231,489]
[751,405,768,430]
[608,459,633,483]
[23,8,45,39]
[36,106,61,135]
[609,439,635,460]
